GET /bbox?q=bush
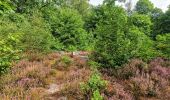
[80,72,107,98]
[93,6,157,68]
[156,34,170,59]
[1,12,57,52]
[0,19,23,74]
[126,26,158,61]
[0,1,14,15]
[91,89,103,100]
[129,13,152,36]
[93,6,131,67]
[42,7,90,51]
[20,11,56,52]
[0,34,22,74]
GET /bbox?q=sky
[89,0,170,12]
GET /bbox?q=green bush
[20,12,56,52]
[0,1,14,15]
[129,13,152,36]
[0,15,24,74]
[91,89,103,100]
[93,6,157,68]
[42,7,90,51]
[80,72,107,94]
[156,34,170,59]
[0,30,22,74]
[93,6,131,67]
[126,26,158,61]
[1,12,57,52]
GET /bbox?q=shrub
[129,13,152,36]
[42,7,90,51]
[126,26,158,61]
[0,32,22,74]
[93,6,157,68]
[80,72,107,98]
[20,12,56,52]
[156,34,170,59]
[0,1,14,15]
[91,89,103,100]
[0,18,23,74]
[94,6,131,68]
[60,56,72,66]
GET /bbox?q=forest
[0,0,170,99]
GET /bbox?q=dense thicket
[0,0,170,73]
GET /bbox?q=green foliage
[151,8,163,38]
[10,0,48,13]
[91,89,103,100]
[126,26,157,61]
[81,72,107,93]
[155,7,170,35]
[151,8,163,21]
[135,0,154,14]
[20,12,56,52]
[156,34,170,59]
[43,7,90,51]
[0,16,24,74]
[0,0,14,15]
[57,0,90,17]
[88,61,101,69]
[0,20,23,74]
[129,13,152,36]
[94,6,131,67]
[60,55,72,66]
[80,71,107,99]
[93,5,157,68]
[1,11,56,52]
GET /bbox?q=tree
[43,7,89,50]
[103,0,126,6]
[10,0,48,13]
[126,26,157,61]
[52,0,90,18]
[129,13,152,36]
[151,7,163,20]
[156,7,170,34]
[151,8,163,38]
[20,12,56,52]
[93,4,156,67]
[125,0,132,14]
[93,6,131,67]
[135,0,154,15]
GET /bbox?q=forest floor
[0,52,170,100]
